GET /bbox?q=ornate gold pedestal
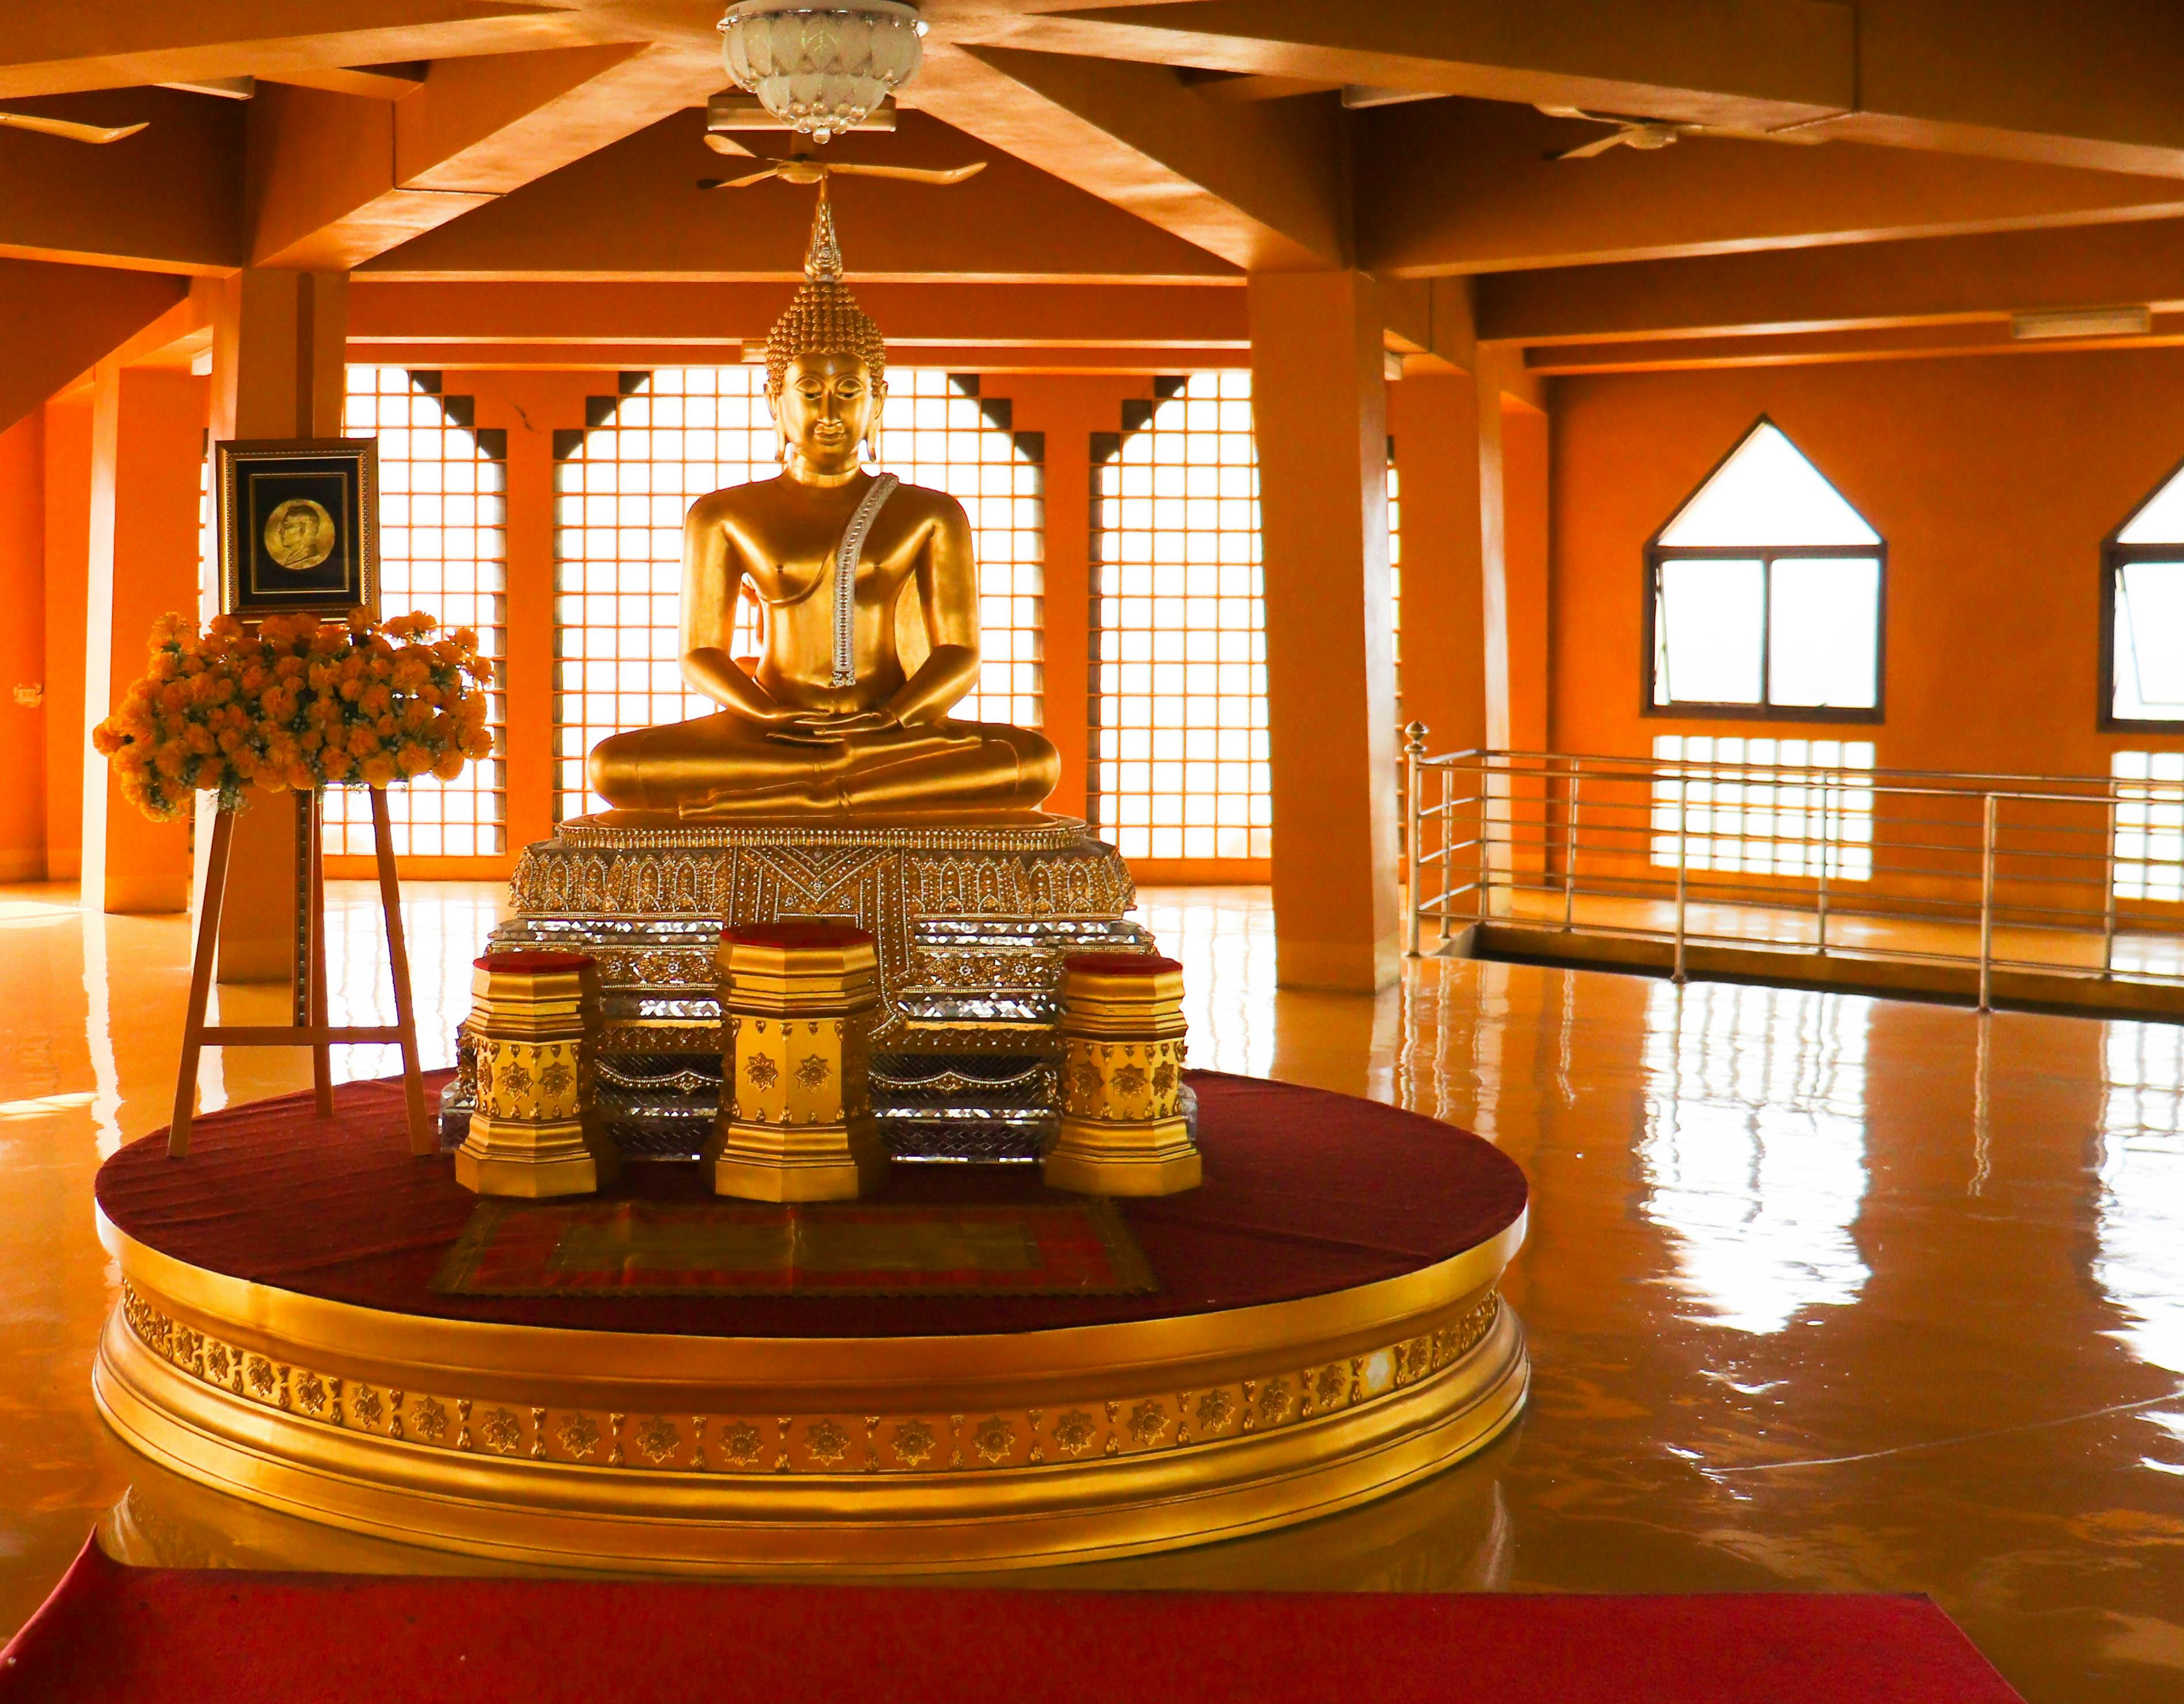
[1045,953,1201,1197]
[454,953,617,1199]
[96,1230,1525,1576]
[704,923,888,1201]
[467,815,1151,1162]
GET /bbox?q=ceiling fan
[1537,104,1837,160]
[0,111,147,145]
[699,157,985,191]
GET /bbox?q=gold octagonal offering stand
[1044,951,1201,1197]
[705,922,889,1202]
[456,951,617,1198]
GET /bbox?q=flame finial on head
[765,180,884,393]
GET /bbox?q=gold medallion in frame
[215,438,380,621]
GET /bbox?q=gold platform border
[115,1277,1498,1475]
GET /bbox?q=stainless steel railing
[1402,732,2184,1008]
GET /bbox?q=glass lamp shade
[719,0,926,142]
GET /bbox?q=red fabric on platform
[0,1536,2025,1704]
[94,1072,1527,1338]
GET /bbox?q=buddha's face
[772,352,884,476]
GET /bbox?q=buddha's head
[765,192,885,477]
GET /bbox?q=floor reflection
[1639,982,1872,1334]
[2,879,2182,1704]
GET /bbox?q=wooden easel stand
[169,787,432,1158]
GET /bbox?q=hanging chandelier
[718,1,927,144]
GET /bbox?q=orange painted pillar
[1248,272,1401,993]
[82,366,206,913]
[0,412,46,880]
[1477,352,1551,753]
[460,370,597,857]
[42,393,92,883]
[204,268,348,978]
[990,375,1152,827]
[1387,370,1488,758]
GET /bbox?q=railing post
[2102,779,2118,978]
[1404,721,1427,958]
[1815,769,1832,953]
[1477,754,1496,927]
[1978,791,1997,1012]
[1440,760,1457,940]
[1563,761,1581,930]
[1674,770,1689,985]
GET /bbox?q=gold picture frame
[215,438,380,621]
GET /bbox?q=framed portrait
[215,439,379,621]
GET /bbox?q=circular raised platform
[93,1072,1529,1574]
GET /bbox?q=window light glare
[2116,466,2184,545]
[1657,422,1880,549]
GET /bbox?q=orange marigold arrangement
[92,609,495,822]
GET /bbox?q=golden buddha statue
[588,198,1059,821]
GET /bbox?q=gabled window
[1646,420,1885,721]
[2104,460,2184,727]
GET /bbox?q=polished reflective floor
[3,881,2181,1702]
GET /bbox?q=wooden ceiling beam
[0,0,593,100]
[247,43,712,271]
[1357,100,2184,276]
[969,0,1854,130]
[0,88,244,274]
[915,41,1346,272]
[1476,216,2184,346]
[359,108,1241,283]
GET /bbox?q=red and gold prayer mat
[430,1197,1157,1298]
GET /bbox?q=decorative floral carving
[557,1413,601,1459]
[970,1415,1015,1464]
[294,1372,327,1415]
[480,1407,523,1454]
[805,1419,850,1466]
[633,1415,681,1464]
[721,1422,766,1468]
[1195,1388,1235,1432]
[412,1396,449,1444]
[1256,1379,1292,1426]
[891,1419,936,1468]
[351,1385,384,1429]
[1126,1400,1170,1448]
[1051,1410,1098,1458]
[745,1052,780,1091]
[247,1356,276,1398]
[1151,1058,1178,1096]
[1315,1365,1347,1409]
[1070,1058,1104,1102]
[204,1343,230,1384]
[499,1059,533,1096]
[539,1059,574,1098]
[1112,1062,1149,1098]
[793,1053,832,1089]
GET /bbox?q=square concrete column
[1248,271,1400,992]
[203,268,348,981]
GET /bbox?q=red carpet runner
[1,1536,2024,1703]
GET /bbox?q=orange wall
[0,413,44,879]
[1550,350,2184,775]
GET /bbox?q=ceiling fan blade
[697,165,784,190]
[824,161,988,185]
[0,111,147,145]
[1694,120,1828,145]
[1552,132,1631,161]
[1534,104,1616,124]
[702,131,753,157]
